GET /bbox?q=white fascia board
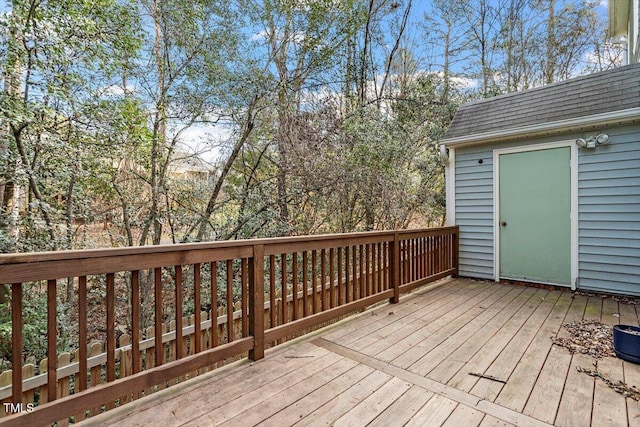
[440,108,640,148]
[609,0,631,37]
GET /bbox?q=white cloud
[169,122,233,163]
[101,84,136,97]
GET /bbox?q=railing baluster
[47,279,57,402]
[351,246,357,302]
[269,256,276,328]
[131,271,141,374]
[11,283,22,407]
[175,266,183,360]
[280,254,287,325]
[78,276,88,401]
[106,273,116,385]
[241,258,248,338]
[337,247,343,306]
[358,245,364,298]
[329,248,335,308]
[365,244,370,296]
[302,251,309,317]
[226,260,233,343]
[292,253,298,321]
[320,249,326,311]
[311,250,318,314]
[194,263,202,353]
[377,242,383,293]
[154,268,163,367]
[344,247,350,304]
[210,262,218,347]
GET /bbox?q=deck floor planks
[554,295,602,427]
[591,356,628,427]
[100,342,331,426]
[439,288,550,390]
[602,297,622,328]
[522,293,589,424]
[346,282,494,356]
[468,289,562,402]
[294,370,393,427]
[332,377,412,426]
[213,357,359,426]
[254,363,375,427]
[321,278,473,345]
[618,301,640,326]
[407,286,534,377]
[591,297,628,427]
[367,385,434,427]
[493,290,573,412]
[623,360,640,426]
[392,285,523,371]
[404,394,458,427]
[375,283,511,365]
[335,279,489,350]
[441,403,486,427]
[554,353,596,427]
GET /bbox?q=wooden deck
[81,278,640,427]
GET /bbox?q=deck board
[295,370,392,427]
[494,291,572,412]
[80,279,640,427]
[254,363,375,426]
[408,286,530,376]
[332,377,412,426]
[470,289,560,402]
[442,288,547,391]
[404,395,458,427]
[397,285,523,372]
[375,282,505,364]
[441,404,485,427]
[367,385,434,427]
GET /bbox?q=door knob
[501,221,507,227]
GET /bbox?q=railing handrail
[0,227,457,265]
[0,227,458,283]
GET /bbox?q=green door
[499,147,571,285]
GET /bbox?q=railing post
[11,283,23,407]
[249,244,265,361]
[452,226,459,278]
[390,233,400,304]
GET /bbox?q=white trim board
[445,148,456,226]
[492,140,578,290]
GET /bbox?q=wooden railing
[0,227,458,426]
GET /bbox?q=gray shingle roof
[444,63,640,140]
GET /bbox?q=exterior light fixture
[439,145,449,164]
[576,133,610,149]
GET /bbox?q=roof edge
[440,107,640,148]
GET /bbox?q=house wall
[577,124,640,294]
[452,124,640,294]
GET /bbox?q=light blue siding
[454,148,494,279]
[452,124,640,295]
[577,125,640,295]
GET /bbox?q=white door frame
[493,140,578,289]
